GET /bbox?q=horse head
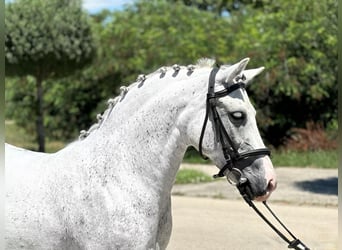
[187,58,277,201]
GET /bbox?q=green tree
[103,0,236,83]
[41,1,237,142]
[5,0,95,151]
[6,0,337,150]
[166,0,266,15]
[16,0,238,145]
[168,0,337,146]
[230,0,337,145]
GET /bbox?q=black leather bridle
[198,67,310,250]
[198,67,271,185]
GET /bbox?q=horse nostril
[254,179,277,202]
[267,179,277,193]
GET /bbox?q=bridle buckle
[227,168,247,185]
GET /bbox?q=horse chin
[252,171,277,202]
[254,191,272,202]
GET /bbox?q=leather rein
[198,67,310,250]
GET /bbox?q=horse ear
[216,58,250,84]
[242,67,265,85]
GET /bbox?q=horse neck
[73,68,210,192]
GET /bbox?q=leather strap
[238,183,311,250]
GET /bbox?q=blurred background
[5,0,337,168]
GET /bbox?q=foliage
[5,0,95,151]
[271,150,337,169]
[7,0,238,142]
[5,0,94,79]
[5,0,337,151]
[5,120,65,152]
[175,169,213,184]
[166,0,266,15]
[5,120,337,168]
[105,0,235,83]
[183,147,210,164]
[284,122,337,151]
[181,148,338,169]
[228,0,337,145]
[41,10,118,140]
[5,76,36,136]
[5,75,105,141]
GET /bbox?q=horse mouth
[254,191,271,202]
[237,176,277,202]
[252,178,277,201]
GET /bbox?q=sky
[82,0,134,13]
[5,0,135,13]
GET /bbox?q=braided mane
[79,58,216,140]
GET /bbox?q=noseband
[198,67,270,185]
[198,67,310,250]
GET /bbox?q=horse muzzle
[237,156,277,201]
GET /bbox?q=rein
[199,67,310,249]
[238,183,310,250]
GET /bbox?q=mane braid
[78,58,214,140]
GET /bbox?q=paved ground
[168,164,338,250]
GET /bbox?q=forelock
[196,58,216,68]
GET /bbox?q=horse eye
[230,111,245,120]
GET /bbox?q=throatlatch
[199,67,310,249]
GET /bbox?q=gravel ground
[168,164,338,250]
[168,196,337,250]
